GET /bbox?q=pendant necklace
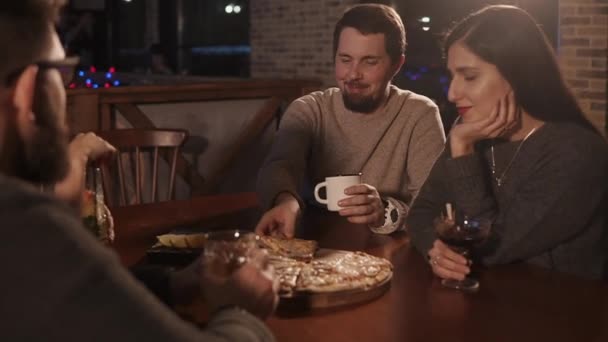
[490,126,539,187]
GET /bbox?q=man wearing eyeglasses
[0,1,275,341]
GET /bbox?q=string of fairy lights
[67,14,439,91]
[68,66,122,89]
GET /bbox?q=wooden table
[112,196,608,342]
[111,192,259,266]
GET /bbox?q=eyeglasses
[4,56,80,87]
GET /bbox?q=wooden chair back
[97,129,188,206]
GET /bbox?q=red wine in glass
[435,217,491,292]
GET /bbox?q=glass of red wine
[434,214,491,292]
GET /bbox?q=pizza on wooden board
[259,237,393,295]
[296,250,393,293]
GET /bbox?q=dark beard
[16,122,69,185]
[14,75,69,185]
[342,90,383,114]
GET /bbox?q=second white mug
[314,174,362,211]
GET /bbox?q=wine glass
[203,230,260,279]
[434,215,491,292]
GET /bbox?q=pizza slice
[155,233,207,248]
[258,236,318,261]
[268,255,306,294]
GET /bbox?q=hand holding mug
[314,174,362,211]
[337,184,384,226]
[314,174,384,226]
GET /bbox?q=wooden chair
[96,129,188,206]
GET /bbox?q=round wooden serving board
[277,249,393,313]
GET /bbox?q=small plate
[146,245,201,266]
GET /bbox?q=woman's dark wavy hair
[444,5,598,133]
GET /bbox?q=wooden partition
[67,79,321,195]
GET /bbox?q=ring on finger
[430,255,440,266]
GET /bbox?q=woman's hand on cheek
[449,91,517,157]
[498,90,521,137]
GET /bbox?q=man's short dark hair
[333,4,406,64]
[0,1,66,83]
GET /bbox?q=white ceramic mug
[314,174,362,211]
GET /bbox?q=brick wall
[250,0,359,86]
[250,0,607,130]
[559,0,607,130]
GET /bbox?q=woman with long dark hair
[407,5,608,280]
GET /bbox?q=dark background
[62,0,559,129]
[63,0,557,74]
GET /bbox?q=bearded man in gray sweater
[256,4,445,237]
[0,1,275,341]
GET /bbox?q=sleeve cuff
[369,197,407,235]
[271,190,305,211]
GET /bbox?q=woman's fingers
[479,90,522,139]
[432,254,470,275]
[431,261,467,281]
[485,96,509,137]
[431,240,469,265]
[487,124,506,138]
[492,90,520,138]
[468,102,501,138]
[428,240,470,280]
[504,91,519,132]
[506,91,515,122]
[450,89,524,144]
